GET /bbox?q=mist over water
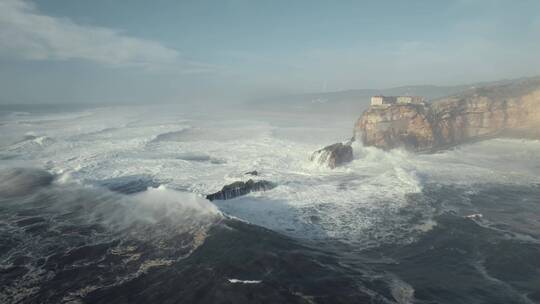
[1,103,540,303]
[2,0,540,301]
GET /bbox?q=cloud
[0,0,207,71]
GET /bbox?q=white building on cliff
[370,96,385,106]
[396,96,425,104]
[370,96,396,106]
[371,95,424,106]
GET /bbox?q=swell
[0,168,221,304]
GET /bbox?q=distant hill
[248,76,540,118]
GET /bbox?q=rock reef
[206,179,276,201]
[354,78,540,152]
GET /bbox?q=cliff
[354,78,540,152]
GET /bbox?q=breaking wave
[0,168,221,303]
[1,105,540,303]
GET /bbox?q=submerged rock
[310,142,353,169]
[244,170,259,176]
[206,179,276,201]
[96,175,160,195]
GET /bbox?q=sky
[0,0,539,104]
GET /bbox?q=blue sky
[0,0,539,104]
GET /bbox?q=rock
[310,142,353,169]
[354,78,540,152]
[206,179,276,201]
[245,170,259,176]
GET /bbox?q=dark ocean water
[1,168,539,303]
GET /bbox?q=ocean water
[1,104,539,303]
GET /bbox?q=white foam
[228,279,262,284]
[389,276,416,304]
[414,219,438,232]
[464,214,483,220]
[2,105,539,246]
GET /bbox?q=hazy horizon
[1,0,540,105]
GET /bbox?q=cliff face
[354,104,435,151]
[354,78,540,152]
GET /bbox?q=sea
[1,103,539,303]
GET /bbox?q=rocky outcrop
[206,179,276,201]
[354,104,435,151]
[244,170,259,176]
[310,142,353,168]
[354,78,540,152]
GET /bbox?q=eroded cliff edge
[354,78,540,152]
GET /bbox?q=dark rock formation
[206,179,276,201]
[354,78,540,152]
[244,170,259,176]
[310,142,353,168]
